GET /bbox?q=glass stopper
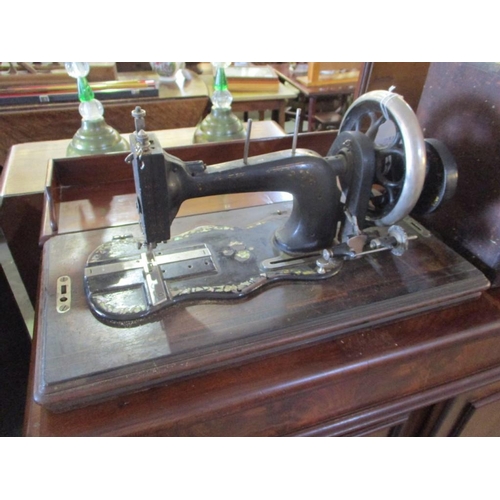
[77,77,95,102]
[211,63,233,109]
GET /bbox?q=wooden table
[200,73,299,128]
[230,83,299,128]
[272,63,361,132]
[22,178,500,437]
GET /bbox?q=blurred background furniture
[229,84,299,128]
[0,66,210,168]
[415,62,500,286]
[272,62,365,132]
[197,63,299,128]
[0,62,117,87]
[273,62,430,132]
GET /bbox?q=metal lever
[316,225,417,273]
[243,119,252,165]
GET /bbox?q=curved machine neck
[130,132,346,254]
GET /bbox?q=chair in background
[305,62,364,130]
[311,94,353,130]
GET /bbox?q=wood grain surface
[25,288,500,436]
[34,201,488,412]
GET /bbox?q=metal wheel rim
[339,90,427,225]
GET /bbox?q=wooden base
[34,202,489,412]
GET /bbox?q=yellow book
[225,65,279,92]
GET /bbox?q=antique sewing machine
[35,90,489,411]
[83,90,458,325]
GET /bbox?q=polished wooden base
[25,285,500,436]
[33,200,488,413]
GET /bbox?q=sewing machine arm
[129,130,380,254]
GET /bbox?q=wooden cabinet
[23,286,500,436]
[416,381,500,437]
[449,389,500,437]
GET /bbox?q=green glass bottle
[64,62,128,156]
[194,63,245,143]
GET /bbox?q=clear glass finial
[65,62,104,120]
[65,62,89,78]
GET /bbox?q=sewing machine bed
[34,201,489,412]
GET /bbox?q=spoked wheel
[337,90,427,225]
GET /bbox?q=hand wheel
[337,90,427,225]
